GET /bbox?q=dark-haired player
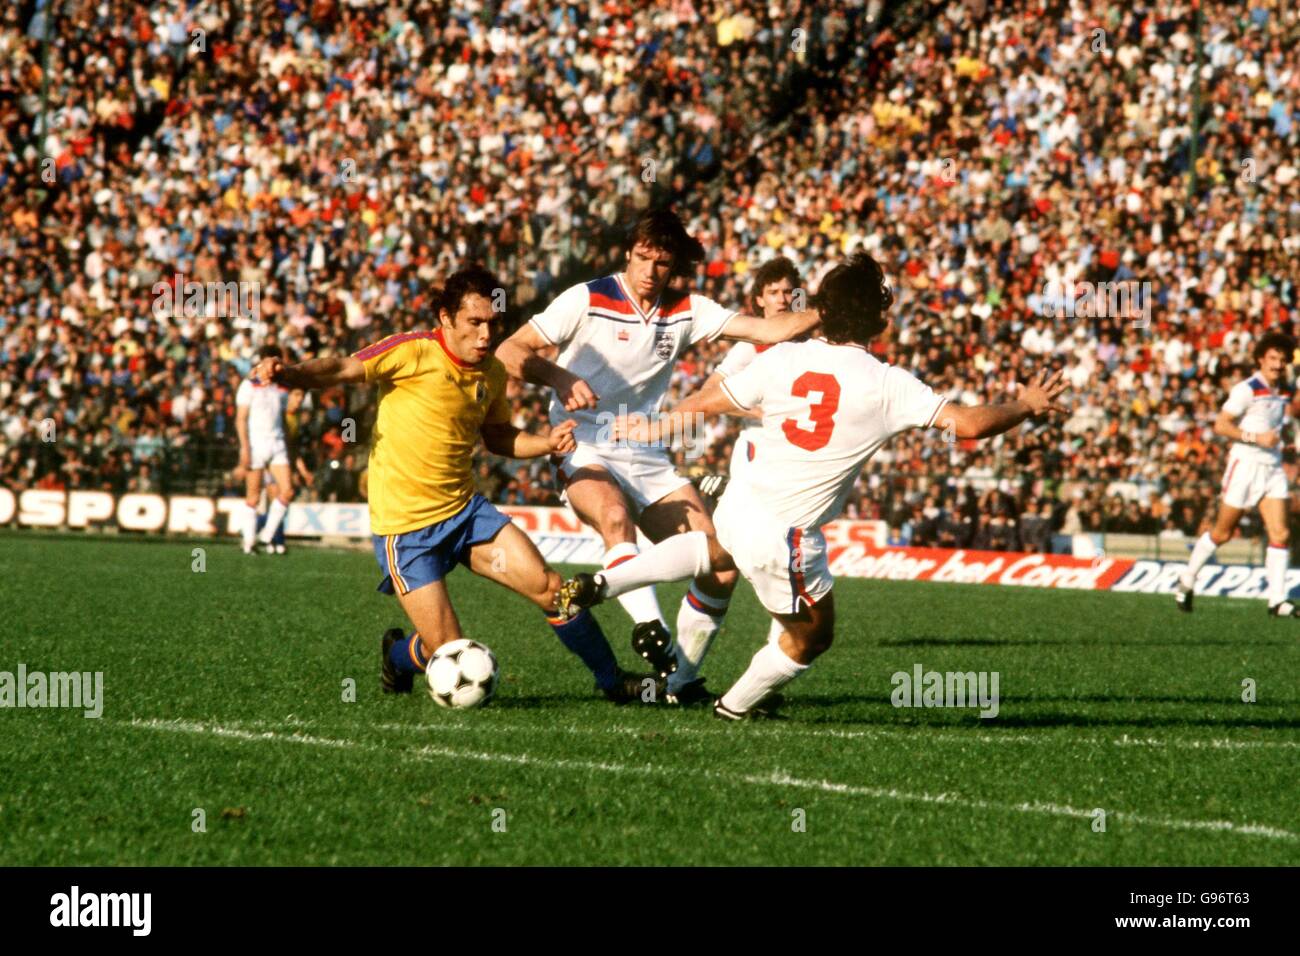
[674,256,803,685]
[237,344,296,554]
[559,253,1067,720]
[1176,331,1300,617]
[497,209,820,703]
[253,267,653,702]
[702,256,803,491]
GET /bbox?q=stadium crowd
[2,0,1299,552]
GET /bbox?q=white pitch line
[125,717,1299,843]
[344,716,1300,754]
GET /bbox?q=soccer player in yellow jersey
[252,267,652,702]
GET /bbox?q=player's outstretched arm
[939,369,1068,440]
[252,355,366,390]
[612,379,739,445]
[496,324,598,411]
[699,371,762,420]
[481,419,578,460]
[719,307,820,345]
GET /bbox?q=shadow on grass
[781,695,1300,731]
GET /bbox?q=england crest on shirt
[654,332,674,360]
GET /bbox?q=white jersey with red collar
[718,338,947,530]
[236,377,289,446]
[529,274,738,445]
[1222,372,1293,466]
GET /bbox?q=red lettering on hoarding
[828,543,1134,590]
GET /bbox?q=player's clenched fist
[251,357,285,385]
[548,419,578,455]
[557,376,599,411]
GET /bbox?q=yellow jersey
[354,329,510,534]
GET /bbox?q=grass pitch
[1,534,1297,866]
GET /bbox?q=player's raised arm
[718,307,820,345]
[937,369,1068,440]
[253,354,366,390]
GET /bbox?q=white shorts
[1221,456,1287,510]
[713,486,833,615]
[552,441,689,512]
[250,437,289,470]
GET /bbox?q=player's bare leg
[241,467,264,554]
[1258,497,1299,616]
[640,483,739,697]
[383,578,465,693]
[715,592,836,721]
[563,465,673,668]
[466,522,653,702]
[466,521,564,612]
[257,461,294,550]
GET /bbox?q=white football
[426,639,499,709]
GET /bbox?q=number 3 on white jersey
[782,372,841,451]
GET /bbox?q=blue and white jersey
[1222,373,1292,465]
[528,274,737,445]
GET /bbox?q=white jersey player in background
[702,255,803,492]
[236,344,298,554]
[497,209,821,703]
[1176,331,1300,616]
[558,253,1067,720]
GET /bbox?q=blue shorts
[373,495,512,596]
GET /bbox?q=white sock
[1266,544,1289,606]
[719,641,808,714]
[259,498,289,544]
[604,543,668,628]
[1181,532,1218,589]
[241,502,259,548]
[601,533,712,601]
[667,583,729,692]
